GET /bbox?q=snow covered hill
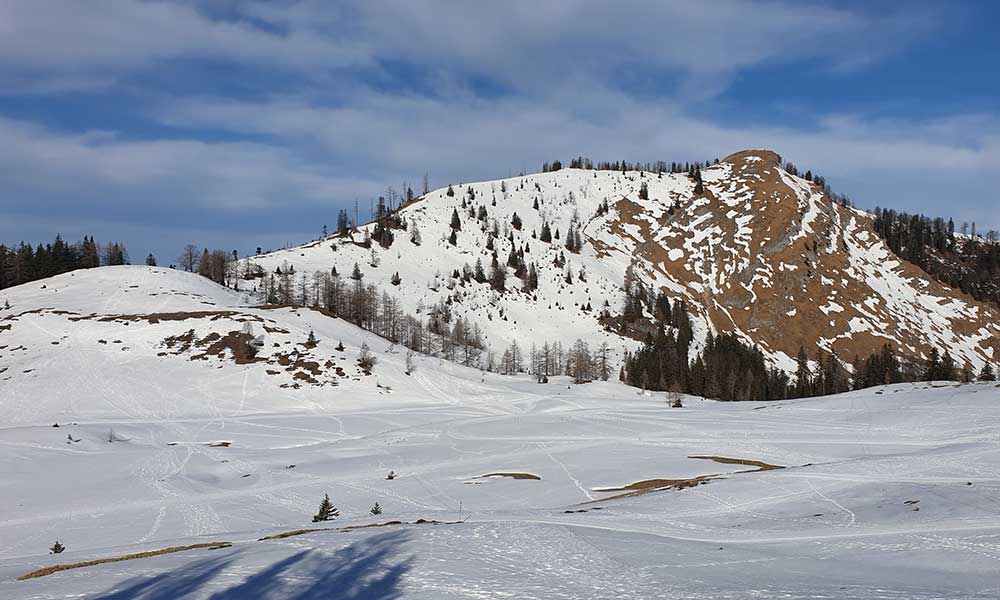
[0,266,430,426]
[242,150,1000,374]
[1,266,1000,598]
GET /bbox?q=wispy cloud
[0,0,995,262]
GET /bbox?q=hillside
[0,266,427,426]
[243,150,1000,378]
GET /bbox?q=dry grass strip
[688,455,784,471]
[18,542,232,581]
[258,518,463,542]
[477,472,541,480]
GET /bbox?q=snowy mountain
[243,149,1000,376]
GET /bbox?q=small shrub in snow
[50,541,65,554]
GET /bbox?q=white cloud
[0,116,384,211]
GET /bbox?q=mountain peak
[721,149,782,167]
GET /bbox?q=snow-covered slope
[2,267,1000,598]
[0,266,433,426]
[243,150,1000,373]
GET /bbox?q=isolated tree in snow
[450,208,461,230]
[49,541,65,554]
[639,181,648,200]
[351,262,363,281]
[145,253,157,266]
[178,244,199,272]
[511,212,522,230]
[370,502,382,515]
[540,222,552,243]
[446,184,455,197]
[390,272,401,286]
[358,342,377,371]
[975,362,995,381]
[405,349,416,375]
[307,330,317,346]
[474,258,487,283]
[448,230,458,246]
[312,494,339,522]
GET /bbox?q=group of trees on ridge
[542,156,720,175]
[0,235,128,290]
[871,208,999,305]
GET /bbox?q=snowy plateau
[0,265,999,599]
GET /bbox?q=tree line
[543,157,721,174]
[0,235,128,290]
[872,208,999,305]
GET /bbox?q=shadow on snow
[90,530,414,600]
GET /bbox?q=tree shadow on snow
[89,552,237,600]
[90,530,413,600]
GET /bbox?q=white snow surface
[1,267,999,599]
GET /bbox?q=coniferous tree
[795,347,811,397]
[312,493,339,522]
[370,502,382,515]
[979,362,996,381]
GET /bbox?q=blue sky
[1,0,998,264]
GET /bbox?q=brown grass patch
[477,472,541,480]
[586,456,783,504]
[258,518,460,541]
[17,542,231,580]
[688,455,784,471]
[257,528,333,541]
[190,331,262,365]
[589,475,716,502]
[71,310,257,324]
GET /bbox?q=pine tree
[370,502,382,515]
[49,541,65,554]
[511,213,522,230]
[978,362,996,381]
[307,330,317,345]
[390,272,401,286]
[795,347,811,397]
[450,209,461,230]
[312,493,339,522]
[448,230,458,246]
[145,253,157,266]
